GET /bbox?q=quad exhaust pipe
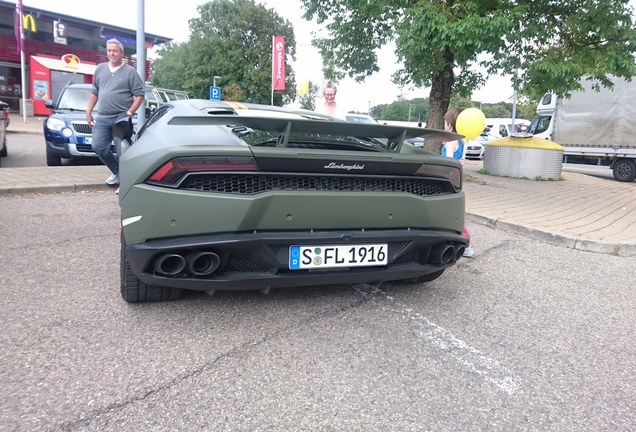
[186,252,220,276]
[429,243,466,264]
[153,254,186,276]
[153,251,220,276]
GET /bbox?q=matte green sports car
[119,99,467,303]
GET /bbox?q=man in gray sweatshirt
[86,38,144,192]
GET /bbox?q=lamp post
[408,104,412,123]
[213,76,221,87]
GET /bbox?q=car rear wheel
[394,269,445,285]
[613,159,636,182]
[46,149,62,166]
[121,232,183,303]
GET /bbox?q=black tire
[46,149,62,166]
[120,231,183,303]
[395,269,446,285]
[612,159,636,182]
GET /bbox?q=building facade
[0,1,171,115]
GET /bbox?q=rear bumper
[125,229,468,292]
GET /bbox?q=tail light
[415,164,461,189]
[147,156,258,186]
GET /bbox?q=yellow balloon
[456,108,486,140]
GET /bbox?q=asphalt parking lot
[1,191,635,431]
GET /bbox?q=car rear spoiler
[167,116,462,153]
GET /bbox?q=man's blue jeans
[91,113,127,175]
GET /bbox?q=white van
[145,86,189,111]
[485,118,530,138]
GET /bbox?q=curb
[7,130,43,136]
[0,183,113,196]
[466,213,636,257]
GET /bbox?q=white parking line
[351,283,522,395]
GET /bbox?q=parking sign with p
[210,86,221,101]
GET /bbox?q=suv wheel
[46,149,62,166]
[120,232,183,303]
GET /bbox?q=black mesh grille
[76,143,116,153]
[178,174,451,196]
[76,144,92,152]
[392,251,420,265]
[225,259,270,273]
[72,122,92,134]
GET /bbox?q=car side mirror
[44,100,54,109]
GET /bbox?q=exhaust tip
[454,245,466,261]
[429,244,456,264]
[153,254,186,276]
[187,252,220,276]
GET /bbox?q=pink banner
[272,36,285,91]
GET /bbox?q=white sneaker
[463,245,475,258]
[106,173,120,185]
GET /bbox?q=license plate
[81,137,92,144]
[289,244,387,269]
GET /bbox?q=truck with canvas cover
[527,77,636,182]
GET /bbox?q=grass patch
[464,174,487,185]
[536,175,564,181]
[476,169,491,175]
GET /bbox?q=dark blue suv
[43,83,115,166]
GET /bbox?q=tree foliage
[300,0,636,134]
[481,104,510,119]
[298,80,320,110]
[153,0,297,105]
[515,103,537,122]
[373,97,430,122]
[151,42,190,90]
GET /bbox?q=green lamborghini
[118,99,467,303]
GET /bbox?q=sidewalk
[2,120,636,256]
[6,115,46,135]
[462,161,636,256]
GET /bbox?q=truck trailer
[527,77,636,182]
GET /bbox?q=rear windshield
[235,128,387,152]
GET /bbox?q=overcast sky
[15,0,521,112]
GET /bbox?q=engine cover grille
[178,174,452,196]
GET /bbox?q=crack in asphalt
[56,293,374,430]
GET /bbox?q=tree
[298,80,320,110]
[151,42,190,91]
[481,104,511,118]
[223,83,244,101]
[181,0,297,105]
[380,100,411,121]
[515,104,537,122]
[300,0,636,136]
